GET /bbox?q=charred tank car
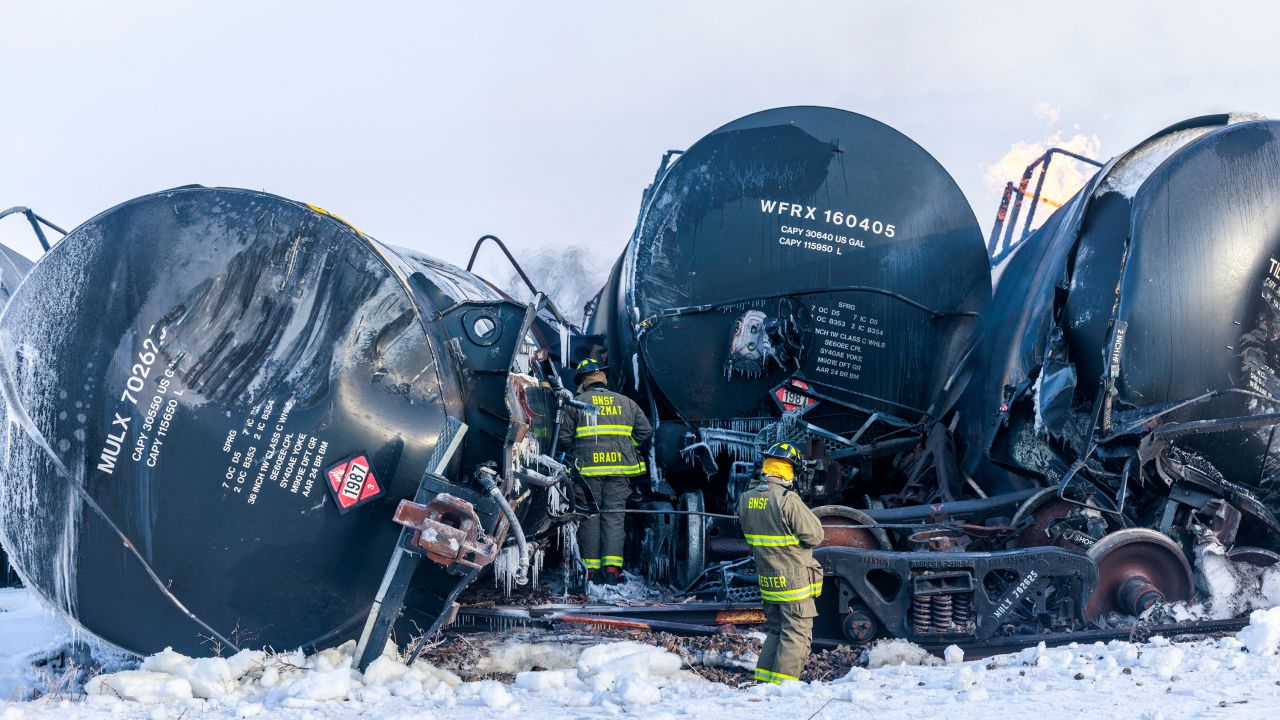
[957,113,1280,620]
[583,106,995,593]
[0,187,566,662]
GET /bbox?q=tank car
[0,187,568,663]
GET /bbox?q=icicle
[493,545,521,597]
[546,482,566,516]
[696,424,765,462]
[530,546,545,588]
[559,519,583,598]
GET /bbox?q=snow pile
[13,588,1280,717]
[0,587,74,700]
[943,644,964,665]
[86,671,193,704]
[501,640,698,709]
[137,647,254,697]
[82,636,698,713]
[864,638,940,668]
[1163,536,1280,621]
[85,641,463,708]
[470,638,587,675]
[1238,607,1280,655]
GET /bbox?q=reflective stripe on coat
[737,475,825,604]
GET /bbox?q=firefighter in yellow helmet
[560,358,652,585]
[737,441,824,683]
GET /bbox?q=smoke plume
[984,105,1102,233]
[496,244,611,327]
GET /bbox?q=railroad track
[452,603,1252,659]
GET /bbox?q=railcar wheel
[842,607,879,643]
[674,491,706,590]
[1083,529,1194,621]
[811,505,892,550]
[1227,546,1280,567]
[1011,487,1099,551]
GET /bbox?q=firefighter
[737,441,824,684]
[559,358,653,586]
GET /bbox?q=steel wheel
[1011,487,1087,550]
[674,491,706,589]
[811,505,892,550]
[1083,529,1194,621]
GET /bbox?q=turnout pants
[575,474,631,571]
[756,600,816,683]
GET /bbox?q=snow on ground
[5,588,1280,719]
[0,587,73,700]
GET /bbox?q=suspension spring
[911,594,932,634]
[953,593,973,627]
[931,594,953,632]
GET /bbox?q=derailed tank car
[0,205,57,587]
[581,106,1011,608]
[955,113,1280,621]
[0,187,568,661]
[574,109,1280,649]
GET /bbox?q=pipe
[477,467,530,585]
[514,468,560,488]
[828,436,920,461]
[860,488,1039,524]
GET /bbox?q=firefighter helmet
[763,441,803,466]
[573,357,609,380]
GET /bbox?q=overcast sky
[3,1,1278,278]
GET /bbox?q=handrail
[0,206,67,253]
[987,148,1103,261]
[466,234,538,297]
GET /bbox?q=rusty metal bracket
[393,493,498,570]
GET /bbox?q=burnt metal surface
[960,115,1280,539]
[1227,545,1280,567]
[1010,487,1103,551]
[1116,121,1280,497]
[0,225,35,587]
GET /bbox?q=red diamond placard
[771,379,818,415]
[325,453,383,513]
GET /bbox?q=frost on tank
[1100,113,1266,199]
[0,225,103,618]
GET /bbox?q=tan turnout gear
[738,472,824,683]
[559,385,652,478]
[560,382,652,573]
[572,475,631,571]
